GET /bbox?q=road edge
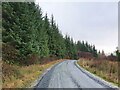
[74,60,119,89]
[29,61,64,88]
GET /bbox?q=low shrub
[25,54,40,65]
[2,43,20,64]
[78,59,119,86]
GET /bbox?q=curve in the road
[35,60,118,89]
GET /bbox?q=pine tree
[92,45,98,57]
[2,2,100,65]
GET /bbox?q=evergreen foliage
[2,2,98,65]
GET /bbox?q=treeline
[2,2,98,65]
[116,49,120,61]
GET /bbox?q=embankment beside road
[2,59,64,88]
[77,59,119,86]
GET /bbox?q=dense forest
[3,2,119,65]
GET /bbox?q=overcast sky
[35,1,118,54]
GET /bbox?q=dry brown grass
[77,58,119,86]
[2,59,64,88]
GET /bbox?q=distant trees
[116,49,120,61]
[76,41,98,58]
[107,53,117,61]
[64,35,77,59]
[2,2,99,65]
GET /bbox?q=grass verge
[2,59,64,88]
[77,59,119,86]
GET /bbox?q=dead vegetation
[2,59,64,88]
[77,58,119,86]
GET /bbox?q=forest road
[35,60,118,89]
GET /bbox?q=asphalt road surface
[35,60,118,89]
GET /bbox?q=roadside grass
[77,59,119,86]
[2,59,64,88]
